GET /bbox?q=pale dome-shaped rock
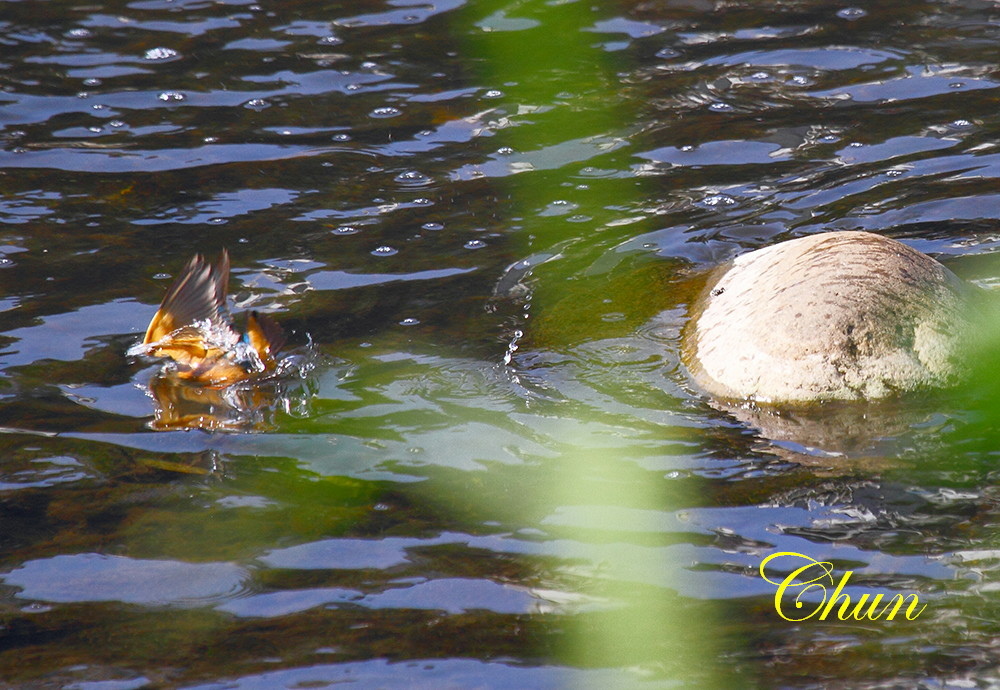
[682,231,978,404]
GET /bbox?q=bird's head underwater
[129,249,286,387]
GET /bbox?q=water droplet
[708,102,734,113]
[484,89,503,98]
[144,47,178,61]
[158,91,185,102]
[655,47,680,59]
[370,106,401,118]
[701,194,737,207]
[836,7,867,20]
[333,225,360,235]
[395,170,431,186]
[371,245,397,256]
[82,77,102,87]
[421,222,443,231]
[464,239,486,250]
[399,317,420,326]
[244,98,270,111]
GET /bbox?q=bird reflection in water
[129,250,313,431]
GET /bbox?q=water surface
[2,0,1000,687]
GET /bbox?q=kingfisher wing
[245,311,286,370]
[143,249,232,344]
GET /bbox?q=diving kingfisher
[129,250,286,386]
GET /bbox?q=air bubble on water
[208,217,227,225]
[82,77,102,87]
[789,75,810,86]
[464,239,486,250]
[332,133,351,141]
[484,89,503,98]
[422,222,443,231]
[153,272,171,280]
[680,145,694,152]
[399,317,420,326]
[109,120,125,128]
[497,146,514,155]
[91,103,109,111]
[836,7,867,20]
[244,98,270,111]
[204,136,218,143]
[395,170,431,186]
[886,169,904,177]
[750,71,770,81]
[158,91,185,102]
[346,84,362,91]
[708,102,734,113]
[67,28,92,39]
[949,82,965,89]
[333,225,360,235]
[318,35,342,45]
[413,198,432,206]
[952,119,973,128]
[370,106,401,118]
[88,126,102,133]
[144,47,178,61]
[371,245,397,256]
[655,47,680,59]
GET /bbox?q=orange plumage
[131,250,286,386]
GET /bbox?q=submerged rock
[682,231,978,404]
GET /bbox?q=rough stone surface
[682,231,976,404]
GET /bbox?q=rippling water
[3,0,1000,687]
